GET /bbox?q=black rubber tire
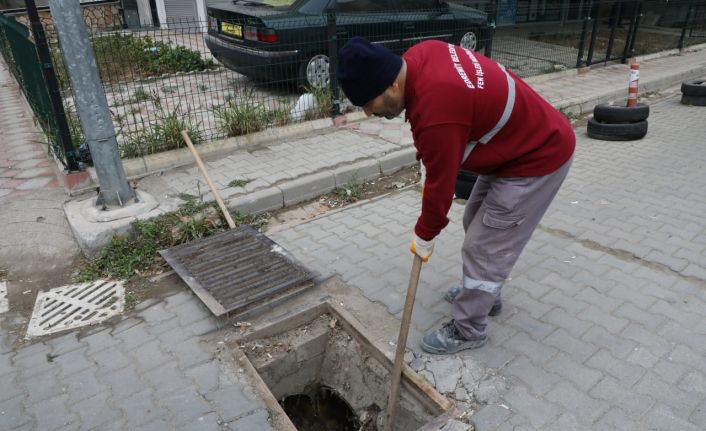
[681,79,706,97]
[681,94,706,106]
[455,170,478,200]
[587,118,648,141]
[593,103,649,123]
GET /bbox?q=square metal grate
[26,280,125,338]
[160,226,315,317]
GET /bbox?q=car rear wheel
[300,54,330,90]
[459,31,477,51]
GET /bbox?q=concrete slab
[64,190,178,254]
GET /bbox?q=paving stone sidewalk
[0,61,60,201]
[0,291,275,431]
[270,93,706,429]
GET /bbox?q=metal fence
[43,6,492,160]
[0,14,57,152]
[2,0,705,166]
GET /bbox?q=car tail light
[244,26,278,43]
[258,29,278,43]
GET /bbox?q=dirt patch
[267,165,420,228]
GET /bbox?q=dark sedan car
[205,0,489,89]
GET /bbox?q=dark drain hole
[281,385,378,431]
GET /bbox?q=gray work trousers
[453,157,573,339]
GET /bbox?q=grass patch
[124,292,138,311]
[560,108,579,121]
[228,178,252,188]
[120,94,202,158]
[215,90,269,137]
[304,85,332,120]
[78,198,268,282]
[332,178,363,203]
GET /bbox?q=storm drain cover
[160,225,315,317]
[26,280,125,338]
[0,281,7,314]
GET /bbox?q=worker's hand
[410,234,434,262]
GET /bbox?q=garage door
[165,0,196,25]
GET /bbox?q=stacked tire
[681,79,706,106]
[587,103,649,141]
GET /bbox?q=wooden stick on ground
[386,254,424,428]
[181,130,236,229]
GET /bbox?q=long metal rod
[386,254,423,429]
[25,0,80,172]
[622,0,639,62]
[576,15,590,67]
[586,0,599,66]
[181,130,236,229]
[678,0,695,50]
[627,1,643,58]
[605,0,622,64]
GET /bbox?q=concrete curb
[224,148,417,217]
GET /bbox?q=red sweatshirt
[403,41,575,241]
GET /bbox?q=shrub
[90,34,214,83]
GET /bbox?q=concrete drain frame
[226,301,462,431]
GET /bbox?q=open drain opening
[238,309,450,430]
[281,385,367,431]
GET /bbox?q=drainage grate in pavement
[26,280,125,338]
[160,225,315,317]
[0,281,7,314]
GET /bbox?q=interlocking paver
[501,384,562,428]
[92,345,132,373]
[0,396,31,430]
[204,385,262,423]
[63,367,107,405]
[503,356,561,396]
[26,394,78,431]
[69,393,125,430]
[100,366,144,401]
[546,352,602,392]
[159,387,214,426]
[546,381,610,425]
[23,368,63,404]
[113,389,162,430]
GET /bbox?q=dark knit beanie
[337,37,403,107]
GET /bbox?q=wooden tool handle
[386,254,424,429]
[181,130,236,229]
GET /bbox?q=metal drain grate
[0,281,7,314]
[26,280,125,338]
[160,225,315,316]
